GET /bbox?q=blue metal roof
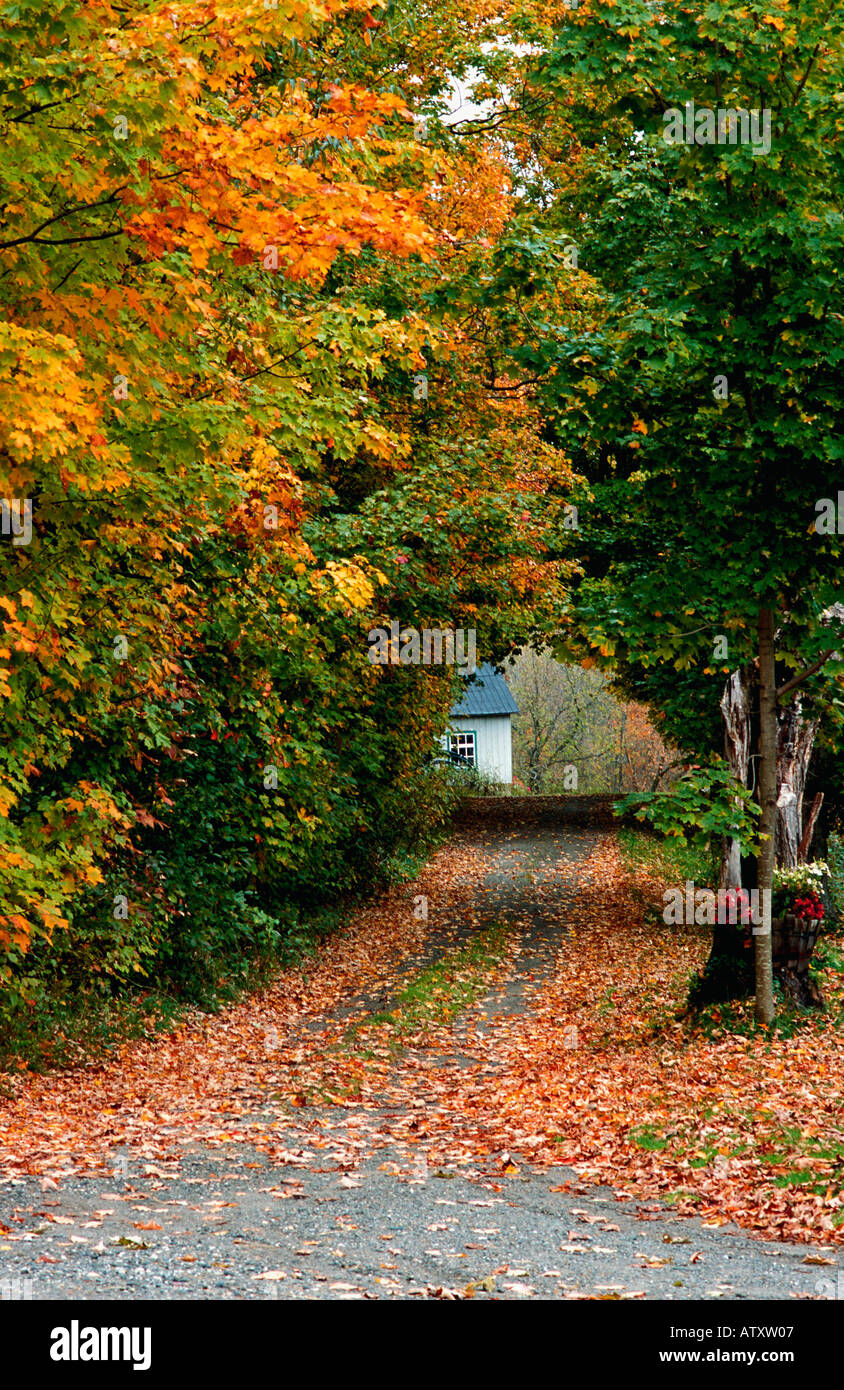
[449,663,519,718]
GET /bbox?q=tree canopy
[2,0,841,1035]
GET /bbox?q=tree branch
[0,192,127,251]
[776,650,835,702]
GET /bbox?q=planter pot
[771,915,821,975]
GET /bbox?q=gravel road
[1,799,838,1301]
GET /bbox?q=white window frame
[448,730,477,766]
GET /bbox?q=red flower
[791,893,823,921]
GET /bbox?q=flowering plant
[789,893,824,921]
[772,862,827,920]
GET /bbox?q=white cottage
[444,662,519,785]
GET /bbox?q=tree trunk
[775,700,819,868]
[719,665,752,889]
[756,608,777,1024]
[692,665,755,1005]
[798,792,824,861]
[694,650,821,1013]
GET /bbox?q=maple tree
[1,0,843,1305]
[511,0,844,1020]
[0,0,417,990]
[0,0,569,1036]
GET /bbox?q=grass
[616,831,844,1205]
[0,985,187,1079]
[288,922,513,1108]
[617,825,844,1036]
[689,915,844,1042]
[629,1123,670,1151]
[343,922,511,1051]
[630,1114,844,1203]
[0,900,345,1075]
[692,992,816,1042]
[615,825,717,891]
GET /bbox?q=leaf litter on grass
[0,809,841,1250]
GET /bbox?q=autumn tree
[507,0,844,1020]
[508,650,669,793]
[0,0,572,1040]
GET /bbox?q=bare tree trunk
[719,666,752,889]
[616,706,627,792]
[693,666,755,1006]
[697,651,820,1014]
[718,668,819,873]
[775,700,819,868]
[719,837,741,891]
[798,793,824,861]
[756,608,777,1024]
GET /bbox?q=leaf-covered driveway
[0,799,841,1300]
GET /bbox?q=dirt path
[0,799,840,1300]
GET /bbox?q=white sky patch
[441,38,543,128]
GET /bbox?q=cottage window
[448,731,476,765]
